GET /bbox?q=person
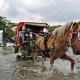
[19,26,25,44]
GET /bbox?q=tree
[48,25,61,32]
[0,16,16,42]
[5,28,14,41]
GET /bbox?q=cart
[14,22,49,60]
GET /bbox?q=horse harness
[37,32,67,57]
[71,31,80,46]
[43,33,52,57]
[36,33,51,57]
[38,32,66,57]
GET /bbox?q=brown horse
[34,21,79,72]
[71,28,80,55]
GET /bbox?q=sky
[0,0,80,25]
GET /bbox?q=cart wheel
[15,45,19,53]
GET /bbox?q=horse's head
[71,22,80,55]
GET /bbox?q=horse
[71,26,80,55]
[34,21,79,72]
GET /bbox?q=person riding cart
[14,22,49,60]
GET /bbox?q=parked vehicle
[6,42,15,48]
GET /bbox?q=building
[0,30,3,46]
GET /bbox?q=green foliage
[77,21,80,24]
[48,25,61,32]
[0,16,7,30]
[0,16,16,42]
[6,28,14,41]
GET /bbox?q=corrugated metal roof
[15,22,49,34]
[24,22,49,28]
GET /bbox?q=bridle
[65,23,80,46]
[71,31,80,46]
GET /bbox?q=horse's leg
[60,54,75,72]
[49,52,57,70]
[50,56,57,67]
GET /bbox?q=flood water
[0,47,80,80]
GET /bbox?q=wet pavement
[0,47,80,80]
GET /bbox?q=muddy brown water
[0,47,80,80]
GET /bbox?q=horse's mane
[51,22,73,41]
[34,22,74,49]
